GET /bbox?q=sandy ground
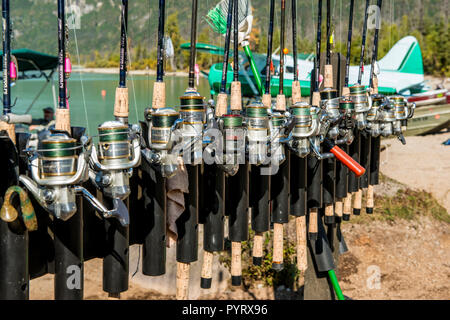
[381,131,450,213]
[29,132,450,300]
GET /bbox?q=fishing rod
[176,0,205,299]
[271,0,289,272]
[287,0,309,287]
[342,0,355,220]
[366,0,382,215]
[250,0,273,267]
[225,0,249,287]
[321,0,337,227]
[0,0,35,300]
[88,0,141,299]
[262,0,275,108]
[351,0,372,216]
[141,0,169,281]
[307,0,323,241]
[215,0,233,117]
[53,0,81,299]
[200,0,227,289]
[291,0,301,104]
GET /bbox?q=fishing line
[67,0,90,134]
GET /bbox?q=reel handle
[324,139,365,177]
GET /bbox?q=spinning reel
[19,132,119,222]
[350,85,370,130]
[288,102,319,158]
[245,101,270,166]
[90,121,141,199]
[141,107,182,178]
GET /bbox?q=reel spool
[290,102,317,158]
[350,85,370,130]
[245,102,269,165]
[39,134,79,181]
[143,107,180,178]
[91,121,141,200]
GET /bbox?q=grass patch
[219,229,300,290]
[350,188,449,224]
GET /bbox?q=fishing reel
[320,89,341,141]
[89,121,141,201]
[268,112,288,167]
[141,107,182,178]
[178,89,206,165]
[287,102,318,158]
[366,94,387,138]
[349,85,370,130]
[213,114,245,176]
[245,102,270,166]
[389,95,416,144]
[19,132,120,222]
[336,97,356,146]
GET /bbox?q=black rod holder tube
[369,136,381,186]
[54,196,83,300]
[307,154,323,209]
[220,0,234,93]
[227,164,249,242]
[322,156,336,225]
[176,165,199,263]
[103,198,129,296]
[271,155,290,224]
[359,131,371,190]
[335,144,349,199]
[344,0,355,87]
[156,0,165,83]
[250,166,271,233]
[348,131,361,193]
[292,0,298,81]
[265,0,275,94]
[203,165,225,252]
[119,0,128,87]
[290,155,307,217]
[142,163,167,276]
[188,0,198,88]
[0,219,28,299]
[2,0,11,114]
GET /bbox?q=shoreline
[75,67,189,77]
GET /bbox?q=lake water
[11,72,211,136]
